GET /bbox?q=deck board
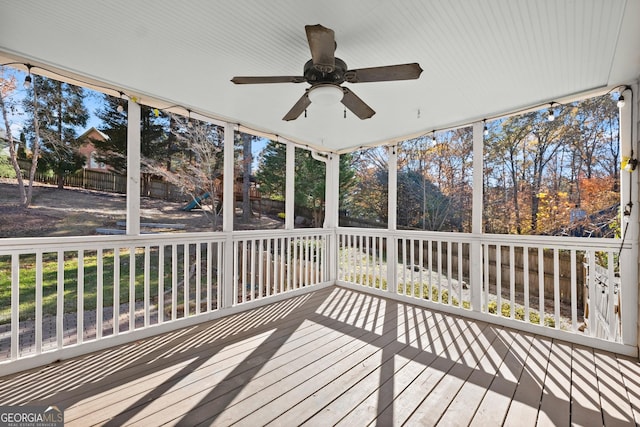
[617,355,640,425]
[594,350,636,426]
[405,325,502,425]
[266,307,434,426]
[436,326,515,426]
[371,319,490,426]
[570,345,602,427]
[1,285,639,427]
[469,329,533,426]
[537,340,572,426]
[503,335,552,426]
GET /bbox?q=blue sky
[2,65,268,171]
[2,67,101,136]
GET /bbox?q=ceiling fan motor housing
[304,58,348,86]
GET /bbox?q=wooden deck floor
[1,286,639,426]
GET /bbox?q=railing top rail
[0,226,629,255]
[232,228,331,240]
[336,227,629,250]
[481,233,628,250]
[0,232,227,254]
[0,228,333,255]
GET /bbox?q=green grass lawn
[0,248,169,323]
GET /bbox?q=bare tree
[0,68,43,207]
[0,71,26,203]
[144,114,224,229]
[490,114,534,234]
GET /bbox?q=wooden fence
[18,166,190,201]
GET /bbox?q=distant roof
[78,127,109,142]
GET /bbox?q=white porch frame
[0,85,638,377]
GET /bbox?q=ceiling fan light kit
[308,84,344,106]
[231,24,423,121]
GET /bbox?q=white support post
[221,122,235,309]
[126,99,141,235]
[387,145,398,294]
[325,154,340,283]
[285,142,295,230]
[323,153,339,229]
[619,85,638,347]
[470,121,484,311]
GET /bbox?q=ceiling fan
[231,24,423,121]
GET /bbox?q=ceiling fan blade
[341,88,375,120]
[345,63,423,83]
[231,76,306,84]
[283,92,312,121]
[305,24,336,73]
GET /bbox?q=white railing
[480,235,621,339]
[1,225,633,371]
[337,228,631,347]
[0,229,330,370]
[584,255,621,341]
[338,230,472,309]
[232,230,329,305]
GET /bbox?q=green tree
[93,94,169,195]
[23,76,88,189]
[341,147,388,225]
[241,133,253,222]
[256,141,355,227]
[255,141,286,200]
[396,170,460,231]
[92,95,128,172]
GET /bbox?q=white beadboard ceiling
[0,0,638,153]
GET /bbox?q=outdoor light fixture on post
[547,103,556,121]
[23,64,32,89]
[116,91,124,113]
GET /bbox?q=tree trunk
[530,166,544,231]
[509,149,522,234]
[26,76,42,208]
[0,86,27,205]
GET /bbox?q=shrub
[346,273,387,290]
[486,300,555,327]
[0,156,16,178]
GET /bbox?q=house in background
[76,127,110,171]
[0,130,9,157]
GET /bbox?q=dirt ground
[0,179,283,238]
